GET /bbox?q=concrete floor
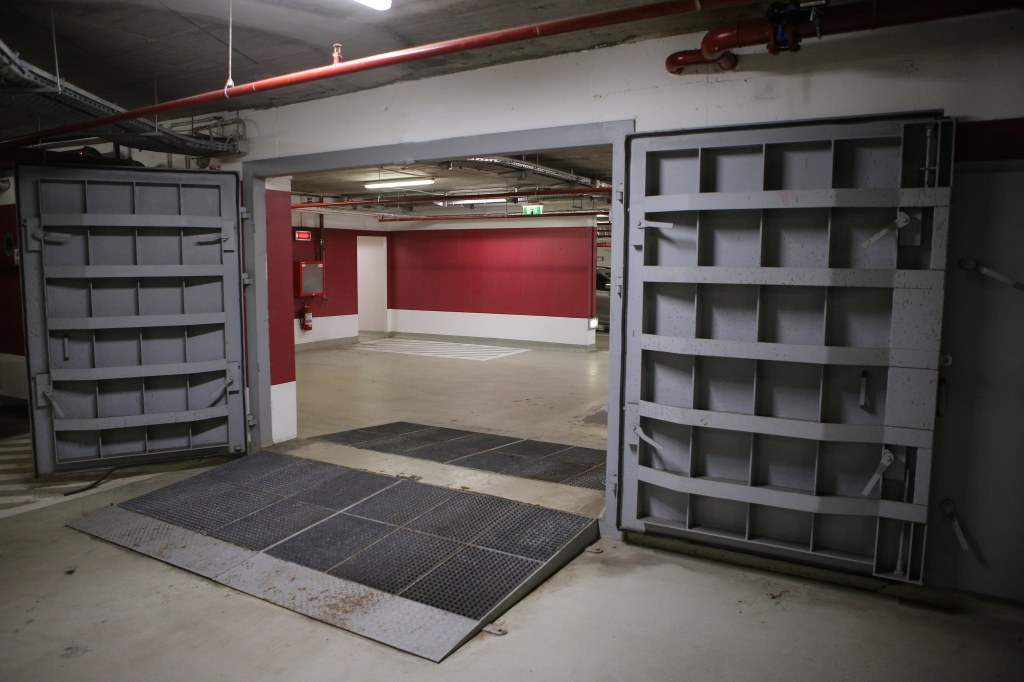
[2,337,1023,681]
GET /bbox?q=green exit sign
[523,204,543,215]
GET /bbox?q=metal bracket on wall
[940,499,971,552]
[959,256,1024,292]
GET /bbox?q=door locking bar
[632,424,664,453]
[862,211,911,249]
[861,448,905,497]
[208,377,234,406]
[35,375,66,418]
[959,257,1024,292]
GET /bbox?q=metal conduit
[291,187,611,209]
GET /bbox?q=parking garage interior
[1,1,1023,679]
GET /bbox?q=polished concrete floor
[2,337,1023,681]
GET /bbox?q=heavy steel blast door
[17,166,247,475]
[617,115,953,582]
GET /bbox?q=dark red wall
[956,118,1024,163]
[292,228,358,318]
[265,190,296,385]
[388,227,596,318]
[0,203,23,356]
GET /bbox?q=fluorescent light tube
[351,0,392,10]
[448,198,508,205]
[365,178,435,189]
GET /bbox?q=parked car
[596,267,611,331]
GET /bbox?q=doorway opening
[284,142,615,501]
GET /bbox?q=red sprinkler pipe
[292,187,611,209]
[1,0,756,150]
[378,212,603,223]
[667,0,1023,73]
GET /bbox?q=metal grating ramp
[313,422,607,490]
[68,452,598,661]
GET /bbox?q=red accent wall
[956,118,1024,163]
[388,227,596,318]
[291,228,359,318]
[265,190,296,385]
[0,203,24,356]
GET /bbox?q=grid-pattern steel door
[17,165,247,475]
[618,115,953,582]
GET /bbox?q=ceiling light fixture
[435,198,508,206]
[365,178,435,189]
[351,0,392,10]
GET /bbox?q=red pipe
[292,187,611,209]
[378,212,602,223]
[667,0,1023,73]
[666,49,738,73]
[1,0,755,150]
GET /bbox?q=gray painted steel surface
[617,115,953,582]
[928,164,1024,602]
[69,453,598,661]
[17,165,247,475]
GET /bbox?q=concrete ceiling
[0,0,771,214]
[290,145,614,219]
[0,0,771,137]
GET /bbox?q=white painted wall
[269,381,297,443]
[356,236,388,333]
[389,310,596,347]
[294,314,359,345]
[232,13,1023,164]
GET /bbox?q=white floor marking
[360,339,529,361]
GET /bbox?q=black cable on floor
[63,467,118,496]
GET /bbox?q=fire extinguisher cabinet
[295,260,324,297]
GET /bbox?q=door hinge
[246,413,257,427]
[240,206,251,221]
[241,272,253,287]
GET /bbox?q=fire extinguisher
[301,304,313,331]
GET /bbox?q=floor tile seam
[572,463,608,476]
[390,543,484,603]
[232,462,354,500]
[436,440,528,464]
[340,488,457,531]
[210,497,336,540]
[240,478,405,554]
[394,432,481,454]
[322,526,472,579]
[394,544,544,607]
[241,458,344,492]
[318,521,406,576]
[406,503,522,547]
[254,508,359,562]
[408,453,600,490]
